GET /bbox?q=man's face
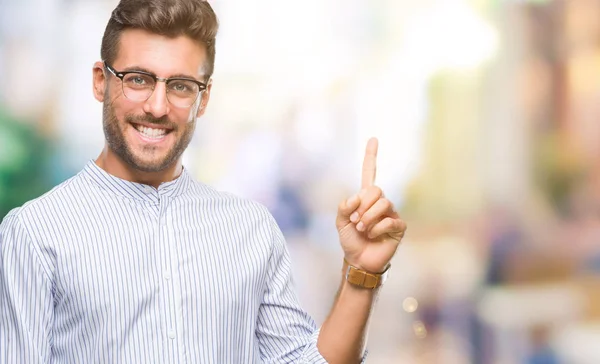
[96,29,210,173]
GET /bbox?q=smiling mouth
[132,124,171,139]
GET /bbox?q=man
[0,0,407,363]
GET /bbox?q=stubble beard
[102,100,196,173]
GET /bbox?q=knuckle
[381,198,392,210]
[372,186,383,197]
[387,218,397,228]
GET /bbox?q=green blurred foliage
[0,107,55,220]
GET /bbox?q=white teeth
[136,125,167,139]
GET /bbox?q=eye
[172,83,188,92]
[131,76,146,85]
[123,73,153,88]
[168,80,198,95]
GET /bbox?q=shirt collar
[82,160,192,203]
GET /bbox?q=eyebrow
[120,65,205,82]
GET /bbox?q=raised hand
[336,137,407,273]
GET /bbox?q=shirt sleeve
[0,211,54,364]
[255,214,327,363]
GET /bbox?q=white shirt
[0,161,327,363]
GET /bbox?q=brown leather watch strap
[343,259,391,289]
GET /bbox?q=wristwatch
[343,259,390,289]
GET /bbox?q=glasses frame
[103,62,207,108]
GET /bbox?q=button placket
[158,199,177,344]
[164,202,186,357]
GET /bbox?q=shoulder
[0,175,84,282]
[1,170,89,233]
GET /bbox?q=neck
[95,146,183,188]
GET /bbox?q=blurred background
[2,0,600,362]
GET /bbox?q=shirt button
[168,330,176,339]
[143,185,153,193]
[164,272,171,280]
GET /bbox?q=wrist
[342,259,390,289]
[342,256,390,274]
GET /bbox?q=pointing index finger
[361,137,378,189]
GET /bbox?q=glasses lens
[122,73,155,102]
[166,79,200,108]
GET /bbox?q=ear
[196,80,212,118]
[92,61,107,102]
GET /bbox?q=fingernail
[350,212,359,223]
[356,221,364,231]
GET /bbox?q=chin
[120,149,171,172]
[131,158,173,173]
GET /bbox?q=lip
[130,121,174,132]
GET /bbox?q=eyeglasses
[104,62,207,108]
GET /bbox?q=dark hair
[101,0,219,79]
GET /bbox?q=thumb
[336,194,361,228]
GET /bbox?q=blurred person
[526,326,559,364]
[0,1,407,363]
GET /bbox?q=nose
[143,81,170,118]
